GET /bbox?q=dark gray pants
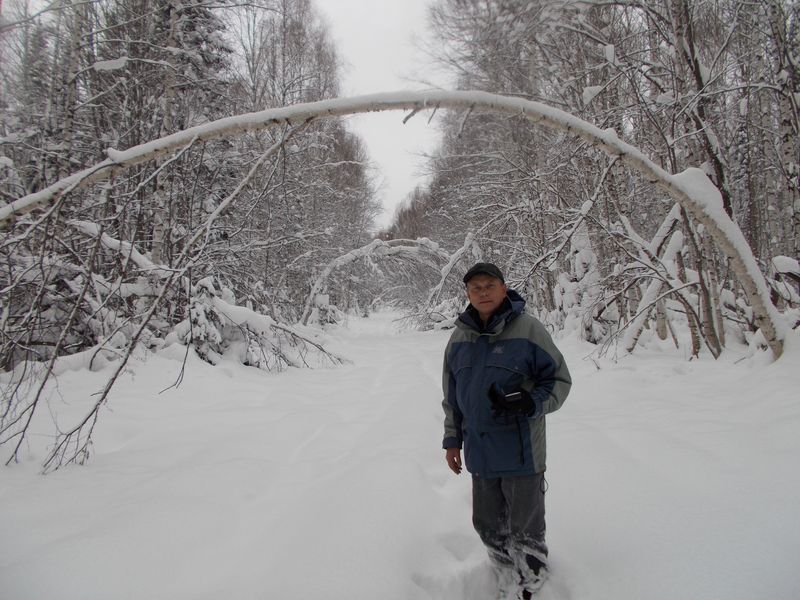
[472,472,548,588]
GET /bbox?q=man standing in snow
[441,263,571,599]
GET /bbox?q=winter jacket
[442,290,571,477]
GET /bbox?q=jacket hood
[458,288,526,333]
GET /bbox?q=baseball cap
[463,262,505,284]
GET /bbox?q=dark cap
[463,262,505,284]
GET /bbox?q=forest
[0,0,798,470]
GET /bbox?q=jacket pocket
[481,422,531,472]
[485,338,530,375]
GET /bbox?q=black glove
[488,382,538,416]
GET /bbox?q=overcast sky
[314,0,444,230]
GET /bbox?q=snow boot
[518,568,547,599]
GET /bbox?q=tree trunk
[670,0,734,217]
[59,1,84,179]
[656,299,668,341]
[676,250,701,358]
[151,1,178,267]
[703,232,726,348]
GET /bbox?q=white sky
[314,0,443,230]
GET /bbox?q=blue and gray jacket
[442,290,571,477]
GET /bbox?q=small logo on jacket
[492,345,504,354]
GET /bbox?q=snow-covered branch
[2,89,786,357]
[300,237,449,325]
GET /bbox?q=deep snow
[1,313,798,600]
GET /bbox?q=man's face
[466,274,508,321]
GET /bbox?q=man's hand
[488,382,538,416]
[445,447,462,474]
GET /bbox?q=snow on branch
[68,220,169,275]
[772,256,799,280]
[424,232,480,311]
[622,230,686,353]
[300,238,449,325]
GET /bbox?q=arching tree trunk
[0,90,786,358]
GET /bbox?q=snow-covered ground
[1,312,798,600]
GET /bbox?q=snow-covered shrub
[185,286,225,364]
[306,293,345,327]
[553,225,607,343]
[426,296,465,330]
[166,277,345,371]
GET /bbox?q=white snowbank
[1,314,798,600]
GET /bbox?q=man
[441,262,571,599]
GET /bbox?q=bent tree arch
[1,90,786,359]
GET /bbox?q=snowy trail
[1,313,798,600]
